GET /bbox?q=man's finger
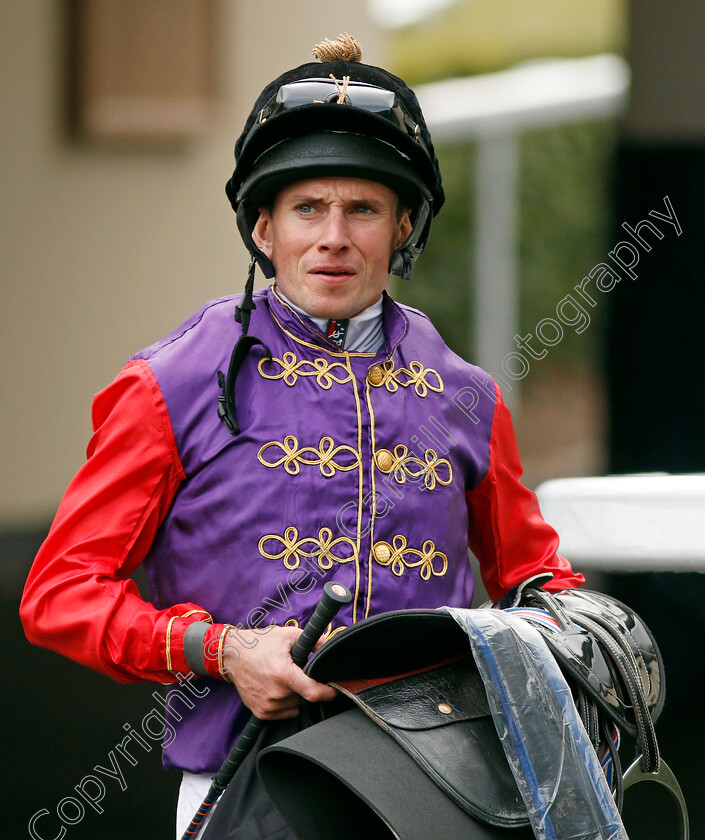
[287,667,337,703]
[252,694,302,720]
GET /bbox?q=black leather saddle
[258,609,533,839]
[257,593,689,840]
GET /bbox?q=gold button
[374,449,394,473]
[368,365,384,386]
[438,702,453,715]
[373,542,392,563]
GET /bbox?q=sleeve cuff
[183,621,210,675]
[201,623,233,680]
[164,610,215,681]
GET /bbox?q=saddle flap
[330,656,527,828]
[257,708,536,840]
[332,656,490,729]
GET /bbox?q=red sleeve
[465,383,585,601]
[19,360,219,684]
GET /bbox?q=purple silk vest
[133,286,497,773]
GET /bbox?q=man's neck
[276,290,385,353]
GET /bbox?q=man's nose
[317,209,351,251]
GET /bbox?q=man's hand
[220,625,337,719]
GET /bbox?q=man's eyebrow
[286,193,323,203]
[285,193,384,203]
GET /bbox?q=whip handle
[180,581,352,840]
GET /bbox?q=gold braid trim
[217,625,235,680]
[373,536,448,580]
[259,526,358,570]
[369,360,444,397]
[258,435,360,477]
[382,445,453,491]
[259,352,353,389]
[165,617,177,673]
[165,609,213,674]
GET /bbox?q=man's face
[252,177,412,320]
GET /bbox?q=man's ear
[395,208,413,249]
[252,210,273,259]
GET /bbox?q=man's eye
[298,203,315,214]
[354,205,374,215]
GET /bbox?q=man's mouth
[311,268,355,281]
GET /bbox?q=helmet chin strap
[388,197,431,280]
[217,255,272,436]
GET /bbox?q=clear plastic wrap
[444,607,627,840]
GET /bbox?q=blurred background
[2,1,703,837]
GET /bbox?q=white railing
[535,474,705,572]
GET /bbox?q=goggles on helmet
[244,76,430,157]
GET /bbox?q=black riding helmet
[217,36,445,436]
[226,34,445,281]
